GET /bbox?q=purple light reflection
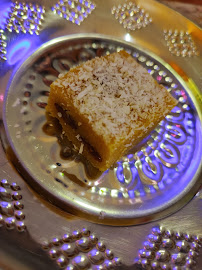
[116,164,124,184]
[159,141,180,166]
[149,186,156,193]
[128,190,135,198]
[77,5,81,11]
[71,11,76,17]
[142,159,163,181]
[90,249,97,256]
[166,125,187,144]
[158,181,165,190]
[0,2,12,29]
[7,39,31,65]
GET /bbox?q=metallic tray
[0,0,201,269]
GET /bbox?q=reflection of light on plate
[124,33,132,42]
[0,2,11,29]
[8,39,31,65]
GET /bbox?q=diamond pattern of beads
[42,228,121,269]
[111,2,152,31]
[0,29,7,61]
[163,30,199,57]
[51,0,96,25]
[0,179,26,231]
[136,226,202,269]
[6,1,45,35]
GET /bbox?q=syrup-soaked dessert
[46,51,177,171]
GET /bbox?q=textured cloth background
[158,1,202,27]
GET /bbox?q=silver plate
[0,0,202,268]
[3,34,202,225]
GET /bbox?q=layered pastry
[46,51,177,171]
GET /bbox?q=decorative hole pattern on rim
[135,226,202,269]
[51,0,96,25]
[0,179,25,231]
[41,228,121,269]
[111,2,152,31]
[163,30,199,57]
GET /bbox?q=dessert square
[46,51,177,171]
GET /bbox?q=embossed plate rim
[3,33,202,225]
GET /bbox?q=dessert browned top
[52,51,176,143]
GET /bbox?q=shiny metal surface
[0,0,202,269]
[3,34,202,225]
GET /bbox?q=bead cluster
[163,30,199,57]
[0,1,199,62]
[0,1,45,60]
[51,0,96,25]
[136,226,202,269]
[42,228,121,269]
[0,29,7,61]
[111,2,152,31]
[6,1,45,35]
[0,179,25,231]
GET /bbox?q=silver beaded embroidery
[6,1,45,35]
[136,226,202,269]
[42,228,121,269]
[163,30,199,57]
[0,29,7,61]
[51,0,96,25]
[111,2,152,31]
[0,179,25,231]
